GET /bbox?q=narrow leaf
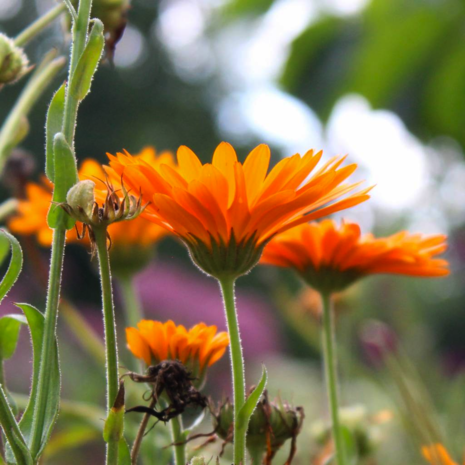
[236,366,268,432]
[45,84,66,182]
[0,314,27,360]
[341,426,358,465]
[69,19,105,101]
[0,230,23,305]
[46,133,78,230]
[5,304,60,462]
[118,439,131,465]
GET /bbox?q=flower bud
[66,180,96,223]
[213,391,304,463]
[0,34,28,85]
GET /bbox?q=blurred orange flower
[8,148,169,250]
[422,444,461,465]
[107,142,371,278]
[126,320,229,378]
[261,220,449,293]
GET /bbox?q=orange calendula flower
[106,142,371,279]
[126,320,229,381]
[8,148,169,256]
[422,444,462,465]
[261,220,449,293]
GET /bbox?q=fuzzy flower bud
[0,33,28,85]
[213,391,304,463]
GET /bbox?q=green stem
[118,275,144,329]
[0,54,65,173]
[219,277,246,465]
[170,415,185,465]
[0,385,30,465]
[106,441,119,465]
[29,228,66,457]
[94,228,119,412]
[62,0,93,145]
[321,293,346,465]
[14,3,67,47]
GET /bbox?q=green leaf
[5,304,60,462]
[236,366,267,433]
[0,230,23,306]
[46,133,78,230]
[118,439,131,465]
[0,314,27,360]
[69,19,105,101]
[45,84,66,183]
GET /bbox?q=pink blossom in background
[129,261,282,359]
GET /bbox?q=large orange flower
[422,444,461,465]
[261,220,449,293]
[126,320,229,380]
[8,148,170,251]
[106,142,371,278]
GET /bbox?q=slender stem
[321,293,346,465]
[219,277,246,465]
[94,228,119,412]
[60,300,106,365]
[62,0,93,145]
[170,415,186,465]
[106,441,119,465]
[29,228,66,457]
[14,3,67,47]
[0,385,30,465]
[131,397,156,464]
[0,55,65,173]
[118,275,144,329]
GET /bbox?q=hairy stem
[29,228,66,457]
[321,292,346,465]
[14,3,67,47]
[94,229,119,411]
[170,415,185,465]
[219,277,246,465]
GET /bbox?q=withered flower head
[213,390,304,464]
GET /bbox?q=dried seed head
[0,33,29,85]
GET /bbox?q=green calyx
[300,265,363,294]
[0,34,28,85]
[213,392,304,462]
[186,231,264,280]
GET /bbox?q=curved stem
[170,415,185,465]
[94,228,119,412]
[14,3,67,47]
[30,228,66,457]
[0,54,65,174]
[321,292,346,465]
[118,275,144,329]
[131,397,156,464]
[219,277,246,465]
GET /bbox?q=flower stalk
[219,277,246,465]
[321,292,346,465]
[14,3,67,48]
[170,414,186,465]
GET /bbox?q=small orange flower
[106,142,371,278]
[126,320,229,380]
[261,220,449,293]
[422,444,461,465]
[8,148,169,252]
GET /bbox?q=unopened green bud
[66,180,96,222]
[213,392,304,462]
[0,34,28,85]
